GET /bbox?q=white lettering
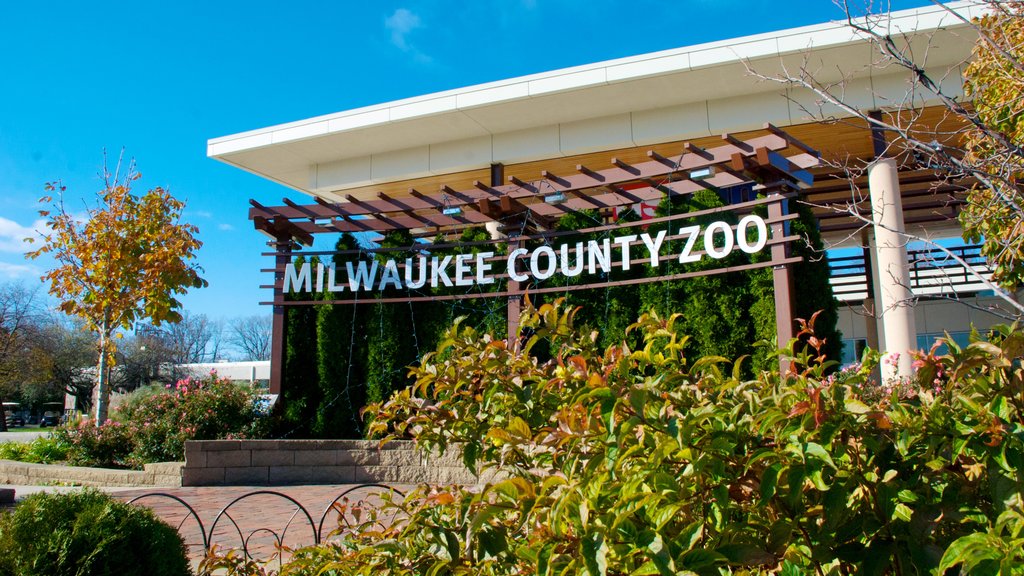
[737,215,768,254]
[405,256,428,289]
[454,254,474,287]
[704,221,734,260]
[560,243,585,277]
[530,246,558,280]
[283,262,312,293]
[587,239,612,274]
[346,260,379,291]
[614,234,637,271]
[378,259,403,289]
[431,255,454,288]
[327,265,345,292]
[640,231,667,267]
[507,248,529,282]
[476,252,494,285]
[284,216,773,294]
[677,225,701,264]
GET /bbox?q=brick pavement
[114,484,411,568]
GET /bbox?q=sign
[283,214,769,294]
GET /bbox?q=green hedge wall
[280,192,840,437]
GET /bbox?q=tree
[227,315,271,361]
[958,2,1024,287]
[748,1,1024,319]
[0,282,42,431]
[157,311,221,365]
[25,317,97,412]
[26,156,206,424]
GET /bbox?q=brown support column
[268,239,293,396]
[860,229,880,353]
[507,234,523,340]
[766,186,796,374]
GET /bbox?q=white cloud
[0,260,37,279]
[384,8,431,63]
[0,216,47,254]
[385,8,421,51]
[218,223,235,231]
[195,210,213,219]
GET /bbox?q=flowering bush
[53,419,133,468]
[118,373,269,466]
[55,371,269,468]
[205,302,1024,575]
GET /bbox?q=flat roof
[209,1,981,196]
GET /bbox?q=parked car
[3,402,21,428]
[39,402,64,427]
[39,412,60,427]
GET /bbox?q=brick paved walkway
[114,484,411,569]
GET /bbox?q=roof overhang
[208,1,983,198]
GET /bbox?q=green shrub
[0,489,191,576]
[52,419,133,468]
[0,436,70,465]
[202,301,1024,575]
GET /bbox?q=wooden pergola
[249,125,822,394]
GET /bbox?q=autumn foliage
[26,158,206,423]
[200,300,1024,575]
[960,2,1024,287]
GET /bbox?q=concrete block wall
[0,460,182,488]
[182,439,496,486]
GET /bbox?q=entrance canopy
[248,126,816,245]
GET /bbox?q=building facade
[210,1,1005,390]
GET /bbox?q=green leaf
[537,541,555,576]
[582,531,608,576]
[677,521,703,551]
[804,442,836,470]
[717,543,774,566]
[645,533,676,576]
[938,533,1003,573]
[462,441,478,475]
[896,489,918,503]
[760,463,782,504]
[477,527,507,560]
[891,503,913,522]
[844,399,870,414]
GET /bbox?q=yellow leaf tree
[959,2,1024,287]
[26,157,207,424]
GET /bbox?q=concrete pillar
[868,158,917,380]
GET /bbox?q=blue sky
[0,0,931,323]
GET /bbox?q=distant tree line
[0,280,272,429]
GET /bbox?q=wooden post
[507,234,523,340]
[268,239,293,396]
[766,185,796,374]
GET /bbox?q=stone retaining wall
[0,460,183,488]
[183,439,493,486]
